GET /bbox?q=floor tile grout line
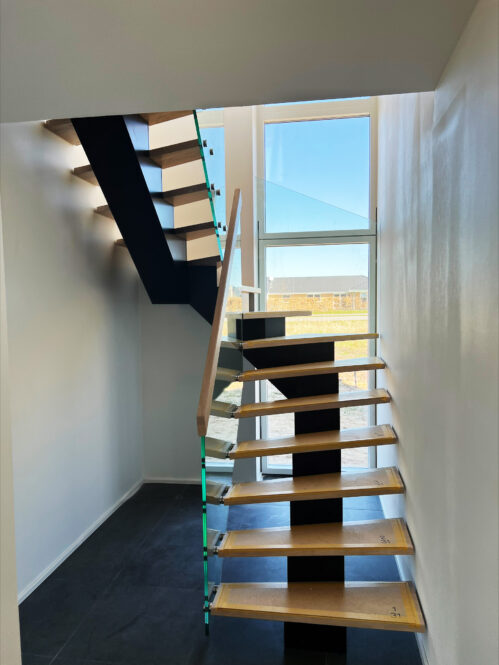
[48,489,191,664]
[47,566,125,665]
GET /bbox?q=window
[264,117,370,233]
[257,98,378,474]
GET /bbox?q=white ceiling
[0,0,478,122]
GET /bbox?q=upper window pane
[264,117,370,233]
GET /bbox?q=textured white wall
[140,293,210,482]
[0,198,22,664]
[376,1,499,664]
[0,121,144,597]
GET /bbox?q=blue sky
[265,116,370,226]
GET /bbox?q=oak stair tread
[72,165,97,185]
[210,581,425,632]
[223,466,404,505]
[217,518,414,557]
[225,310,312,320]
[240,332,379,350]
[163,183,209,206]
[149,139,201,169]
[231,388,390,419]
[230,424,397,459]
[44,119,81,145]
[237,357,385,382]
[140,111,193,125]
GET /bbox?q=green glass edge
[193,110,224,259]
[200,435,210,627]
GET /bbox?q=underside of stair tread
[233,388,390,419]
[223,466,404,505]
[240,332,379,349]
[72,164,97,185]
[141,111,193,125]
[95,204,114,219]
[163,183,209,206]
[149,139,201,168]
[44,119,81,145]
[210,581,425,632]
[237,356,385,382]
[217,518,414,557]
[230,424,397,459]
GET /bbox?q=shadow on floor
[20,483,422,665]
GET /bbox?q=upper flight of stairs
[44,111,222,321]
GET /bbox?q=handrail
[196,189,242,436]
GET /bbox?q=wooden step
[230,424,397,459]
[149,140,201,169]
[44,119,81,145]
[72,165,97,185]
[204,437,234,459]
[241,332,379,350]
[164,221,215,236]
[141,111,192,125]
[163,183,209,206]
[95,204,114,219]
[210,581,425,632]
[226,310,312,320]
[217,518,414,557]
[223,467,404,505]
[233,388,390,419]
[237,357,385,382]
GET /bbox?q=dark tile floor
[20,483,422,665]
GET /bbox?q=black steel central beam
[241,316,346,655]
[72,115,188,304]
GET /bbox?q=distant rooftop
[267,275,368,294]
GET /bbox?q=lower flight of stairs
[205,313,425,636]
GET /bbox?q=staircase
[45,111,425,653]
[197,190,425,651]
[44,111,224,322]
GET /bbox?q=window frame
[256,98,378,240]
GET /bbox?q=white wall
[376,1,499,664]
[0,0,478,123]
[140,292,210,482]
[0,198,22,664]
[0,121,144,598]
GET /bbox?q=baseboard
[381,501,430,665]
[143,476,201,485]
[18,478,143,603]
